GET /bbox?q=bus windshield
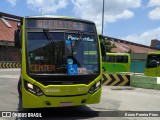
[27,32,99,75]
[146,54,160,68]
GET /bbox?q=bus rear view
[15,16,102,108]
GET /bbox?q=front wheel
[18,77,22,98]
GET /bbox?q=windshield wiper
[72,31,84,52]
[43,29,55,43]
[43,29,64,54]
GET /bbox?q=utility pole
[41,8,43,15]
[102,0,105,35]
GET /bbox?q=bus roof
[25,16,95,24]
[147,51,160,55]
[106,53,130,56]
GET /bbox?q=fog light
[45,101,51,105]
[88,80,101,94]
[81,99,86,104]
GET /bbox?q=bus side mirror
[14,29,21,48]
[100,42,106,60]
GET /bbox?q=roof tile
[0,18,19,42]
[111,42,158,53]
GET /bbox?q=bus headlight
[89,80,101,94]
[24,80,44,96]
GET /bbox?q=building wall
[0,45,21,61]
[150,39,160,49]
[130,53,147,73]
[130,60,146,73]
[0,12,21,65]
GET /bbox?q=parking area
[0,69,160,120]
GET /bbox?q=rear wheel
[18,77,22,98]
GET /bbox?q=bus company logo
[2,112,11,117]
[45,88,60,93]
[68,35,94,42]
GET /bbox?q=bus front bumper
[22,88,101,108]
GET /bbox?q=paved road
[0,69,160,120]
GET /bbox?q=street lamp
[102,0,105,35]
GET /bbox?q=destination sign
[26,19,96,32]
[29,64,56,72]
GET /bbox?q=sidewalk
[0,68,20,71]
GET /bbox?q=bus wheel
[18,78,22,99]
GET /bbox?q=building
[100,35,159,73]
[0,12,21,62]
[105,36,158,53]
[150,39,160,49]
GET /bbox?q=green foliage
[104,39,116,52]
[99,35,116,53]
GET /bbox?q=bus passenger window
[106,56,115,62]
[116,56,128,63]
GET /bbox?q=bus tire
[18,77,22,99]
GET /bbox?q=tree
[104,38,116,52]
[99,35,116,53]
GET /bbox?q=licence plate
[60,102,73,107]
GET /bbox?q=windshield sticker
[68,64,78,75]
[67,58,73,64]
[29,53,34,59]
[66,39,71,44]
[78,68,87,74]
[29,64,56,72]
[34,56,44,61]
[68,35,94,42]
[66,39,72,52]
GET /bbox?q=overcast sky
[1,0,160,46]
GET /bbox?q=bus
[144,52,160,77]
[14,16,103,108]
[102,53,130,73]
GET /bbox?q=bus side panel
[103,53,130,73]
[102,62,129,73]
[86,88,101,104]
[22,87,44,108]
